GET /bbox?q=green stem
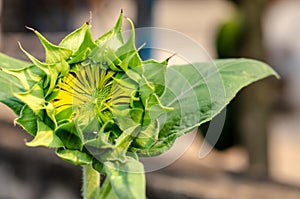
[99,177,112,199]
[82,165,100,199]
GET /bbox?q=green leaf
[26,120,64,148]
[0,71,24,114]
[0,52,31,70]
[102,157,146,199]
[56,148,92,165]
[142,58,279,156]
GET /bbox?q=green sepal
[19,43,51,75]
[59,21,97,64]
[27,27,73,64]
[56,121,83,150]
[67,48,92,64]
[129,108,143,124]
[85,125,140,163]
[131,133,178,156]
[85,45,122,71]
[132,119,159,149]
[112,108,138,131]
[44,64,59,97]
[57,58,70,78]
[96,11,124,46]
[0,52,44,115]
[143,93,173,127]
[56,148,92,165]
[59,22,97,56]
[0,97,24,116]
[138,76,155,107]
[15,105,38,136]
[13,83,45,114]
[1,65,44,91]
[43,102,57,128]
[18,42,69,98]
[26,120,64,148]
[142,60,167,96]
[126,65,142,83]
[115,17,142,69]
[55,106,73,124]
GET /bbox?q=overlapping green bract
[0,12,278,199]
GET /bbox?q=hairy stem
[82,165,100,199]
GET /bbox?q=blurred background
[1,0,300,198]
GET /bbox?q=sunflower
[0,11,278,199]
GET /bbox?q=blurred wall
[0,0,2,49]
